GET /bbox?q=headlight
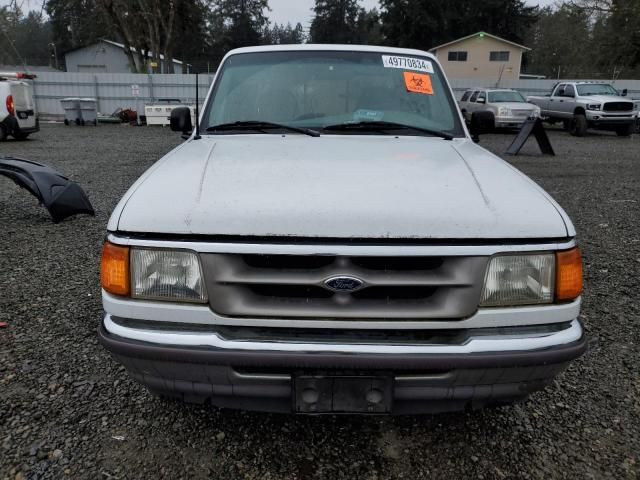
[480,249,583,307]
[498,107,511,116]
[480,254,554,307]
[131,248,207,303]
[586,104,601,111]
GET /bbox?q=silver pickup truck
[528,82,636,137]
[98,45,586,415]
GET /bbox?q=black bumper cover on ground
[98,321,587,414]
[0,156,94,222]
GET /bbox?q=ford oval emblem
[324,276,365,292]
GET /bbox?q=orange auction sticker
[403,72,433,95]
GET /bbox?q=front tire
[615,123,634,137]
[569,114,587,137]
[470,111,495,132]
[13,131,30,140]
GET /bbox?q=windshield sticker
[353,109,384,122]
[382,55,434,73]
[403,72,433,95]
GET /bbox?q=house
[64,39,184,74]
[430,32,530,81]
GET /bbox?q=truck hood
[111,135,570,239]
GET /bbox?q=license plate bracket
[293,375,393,413]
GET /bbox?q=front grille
[603,102,633,112]
[200,254,488,320]
[512,109,532,117]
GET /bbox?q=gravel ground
[0,124,638,480]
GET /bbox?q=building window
[490,51,510,62]
[448,51,468,62]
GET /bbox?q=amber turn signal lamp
[555,247,582,302]
[101,242,130,296]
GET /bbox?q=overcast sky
[3,0,556,28]
[268,0,555,27]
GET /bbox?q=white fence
[32,72,214,117]
[29,72,640,116]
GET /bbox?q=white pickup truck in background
[527,82,636,137]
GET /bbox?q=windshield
[487,91,525,103]
[576,84,618,96]
[203,50,464,136]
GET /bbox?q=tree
[310,0,361,43]
[1,5,52,67]
[263,22,306,45]
[355,8,384,45]
[603,0,640,74]
[96,0,183,73]
[525,5,592,78]
[379,0,538,49]
[540,0,640,78]
[46,0,109,56]
[208,0,270,52]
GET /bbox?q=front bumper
[99,315,587,414]
[495,115,535,128]
[585,111,635,127]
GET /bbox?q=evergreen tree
[208,0,270,52]
[310,0,362,43]
[46,0,110,57]
[525,5,592,78]
[379,0,538,49]
[264,22,306,45]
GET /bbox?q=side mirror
[621,88,628,97]
[170,107,193,134]
[470,111,494,143]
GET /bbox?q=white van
[0,72,39,141]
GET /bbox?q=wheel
[64,119,69,126]
[470,111,495,131]
[0,124,7,141]
[75,118,81,126]
[12,131,29,140]
[615,123,634,137]
[569,114,587,137]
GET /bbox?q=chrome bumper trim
[103,314,583,355]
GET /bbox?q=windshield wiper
[322,121,454,140]
[206,121,320,137]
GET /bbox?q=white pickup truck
[98,45,586,415]
[528,82,636,137]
